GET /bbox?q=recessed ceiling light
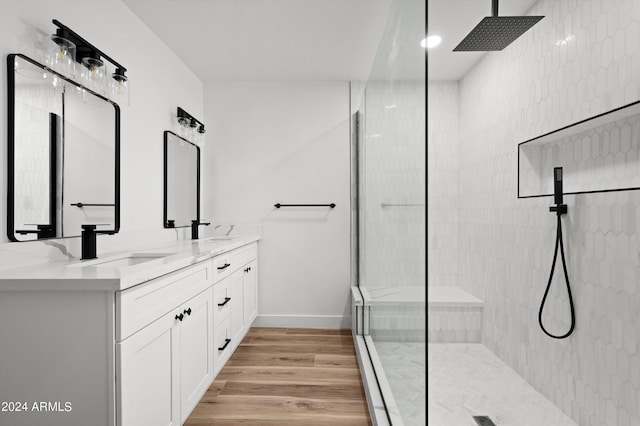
[424,35,441,49]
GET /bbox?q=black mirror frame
[163,130,201,229]
[6,53,120,242]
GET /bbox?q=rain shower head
[453,0,544,51]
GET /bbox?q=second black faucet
[191,220,210,240]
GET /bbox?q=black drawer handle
[175,313,184,322]
[217,263,231,270]
[218,297,231,307]
[184,308,192,316]
[218,338,231,351]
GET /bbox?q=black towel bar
[71,203,115,208]
[274,203,336,209]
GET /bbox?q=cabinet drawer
[213,277,231,327]
[213,316,232,375]
[212,254,232,283]
[116,260,212,341]
[229,243,256,271]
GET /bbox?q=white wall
[0,0,204,264]
[203,81,351,328]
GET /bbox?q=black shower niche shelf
[518,100,640,199]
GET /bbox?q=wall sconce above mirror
[7,54,120,242]
[164,131,200,229]
[174,107,205,146]
[45,19,130,105]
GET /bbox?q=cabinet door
[229,268,244,345]
[180,288,214,423]
[117,310,181,426]
[243,260,258,326]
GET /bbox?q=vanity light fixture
[50,20,130,105]
[176,107,206,146]
[81,55,105,90]
[49,34,76,78]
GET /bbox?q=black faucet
[81,224,115,260]
[191,220,210,240]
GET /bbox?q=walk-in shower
[350,0,425,425]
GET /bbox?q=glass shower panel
[356,0,426,425]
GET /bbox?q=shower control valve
[549,204,568,216]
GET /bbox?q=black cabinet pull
[244,267,249,273]
[218,297,231,307]
[248,267,251,271]
[217,263,231,270]
[218,338,231,351]
[184,308,192,316]
[175,313,184,322]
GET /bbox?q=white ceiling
[428,0,539,81]
[122,0,393,82]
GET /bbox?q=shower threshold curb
[354,334,404,426]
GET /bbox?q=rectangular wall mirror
[7,54,120,242]
[164,131,200,228]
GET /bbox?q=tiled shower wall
[454,0,640,424]
[427,81,459,287]
[360,81,426,289]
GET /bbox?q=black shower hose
[538,213,575,339]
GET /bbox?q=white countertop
[0,235,260,292]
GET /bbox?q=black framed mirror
[163,131,200,228]
[7,54,120,242]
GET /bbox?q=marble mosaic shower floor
[428,344,577,426]
[375,341,426,426]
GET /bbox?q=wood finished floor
[185,327,372,426]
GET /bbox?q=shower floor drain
[473,416,497,426]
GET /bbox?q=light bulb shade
[48,35,76,78]
[177,117,190,139]
[81,57,105,93]
[109,71,130,106]
[196,128,205,146]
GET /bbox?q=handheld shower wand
[539,167,575,339]
[550,167,567,214]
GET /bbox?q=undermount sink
[68,252,175,268]
[202,236,234,241]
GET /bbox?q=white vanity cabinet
[0,238,259,426]
[212,242,258,374]
[116,260,214,426]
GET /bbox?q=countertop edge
[0,236,260,292]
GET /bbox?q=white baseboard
[253,314,351,329]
